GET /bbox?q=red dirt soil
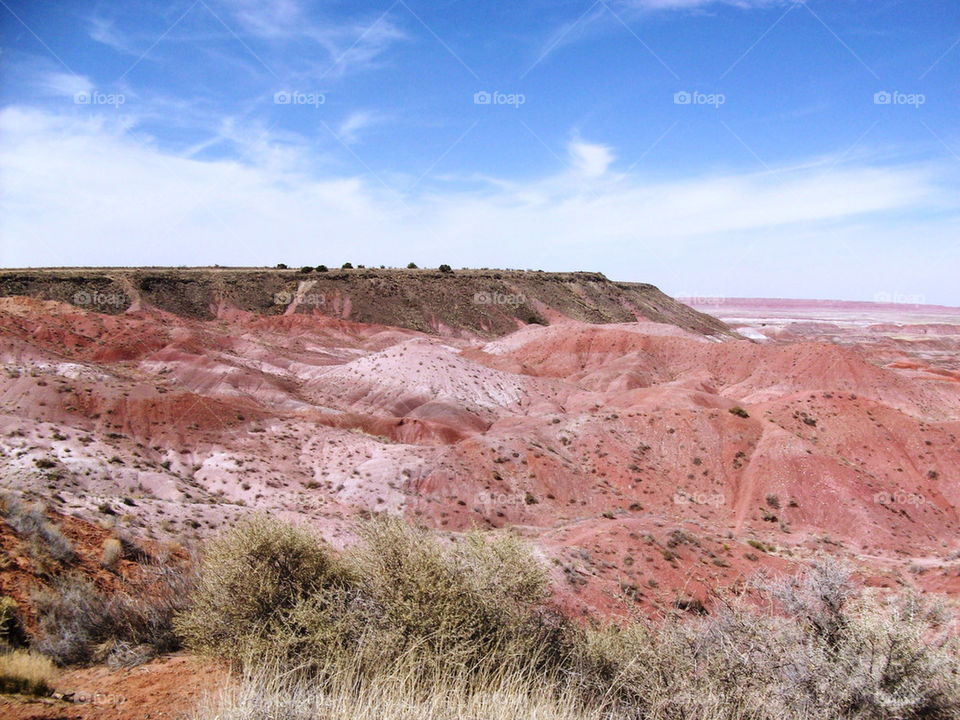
[2,290,960,717]
[0,654,226,720]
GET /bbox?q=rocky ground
[2,270,959,716]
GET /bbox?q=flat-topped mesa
[0,267,734,339]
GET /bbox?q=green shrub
[728,406,750,419]
[174,517,356,665]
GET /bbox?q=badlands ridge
[1,268,959,617]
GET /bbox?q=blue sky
[1,0,958,303]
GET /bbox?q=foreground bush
[174,517,358,667]
[33,559,191,667]
[180,517,960,720]
[0,649,56,696]
[176,517,564,674]
[349,519,563,671]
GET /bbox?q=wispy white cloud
[1,106,957,303]
[336,111,384,145]
[32,70,94,99]
[225,0,304,39]
[221,0,407,77]
[627,0,782,9]
[528,0,783,71]
[88,16,134,53]
[568,138,615,177]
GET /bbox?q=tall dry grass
[0,649,56,697]
[193,658,598,720]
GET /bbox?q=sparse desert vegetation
[178,516,960,720]
[9,509,956,717]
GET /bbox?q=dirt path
[0,654,228,720]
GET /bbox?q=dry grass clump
[194,661,592,720]
[0,649,56,696]
[180,517,960,720]
[0,596,27,650]
[0,492,74,565]
[33,558,192,667]
[101,537,123,570]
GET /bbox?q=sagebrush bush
[832,592,960,718]
[177,516,568,675]
[34,559,191,667]
[174,516,357,666]
[349,519,559,669]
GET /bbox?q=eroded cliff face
[1,270,959,618]
[0,267,733,338]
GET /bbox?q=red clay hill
[2,268,959,618]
